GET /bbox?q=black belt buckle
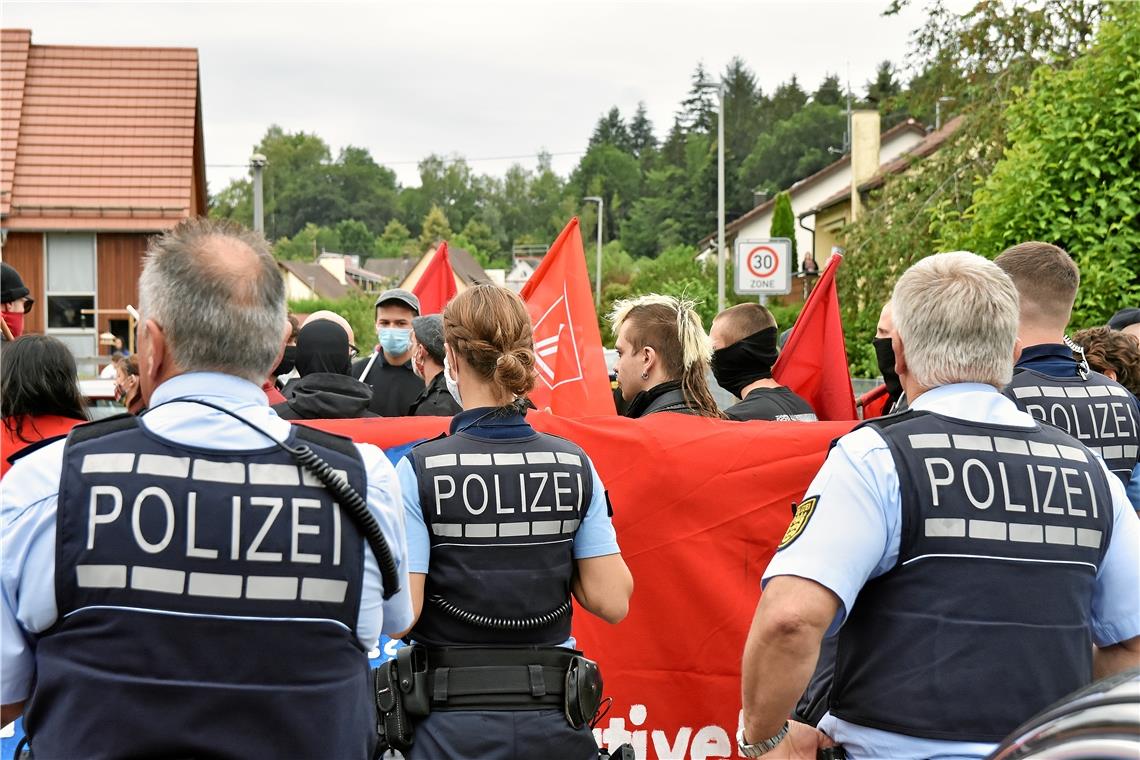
[564,655,602,728]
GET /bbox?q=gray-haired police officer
[0,219,413,759]
[996,242,1140,508]
[740,252,1140,760]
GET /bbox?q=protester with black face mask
[272,313,377,420]
[872,301,907,413]
[710,304,816,422]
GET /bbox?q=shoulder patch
[778,496,818,550]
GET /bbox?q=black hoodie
[272,373,378,420]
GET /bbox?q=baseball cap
[412,314,445,363]
[1108,307,1140,331]
[374,288,420,315]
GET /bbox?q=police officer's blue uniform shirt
[1,371,414,706]
[396,407,621,640]
[764,383,1140,760]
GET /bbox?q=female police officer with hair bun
[392,284,633,759]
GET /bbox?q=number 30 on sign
[734,238,792,296]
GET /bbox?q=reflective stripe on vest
[830,410,1114,743]
[24,419,374,759]
[410,430,593,646]
[1004,367,1140,486]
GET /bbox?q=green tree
[334,219,375,255]
[949,3,1140,326]
[569,143,642,241]
[589,107,633,152]
[768,76,808,123]
[628,102,657,160]
[813,74,845,106]
[419,204,454,250]
[769,191,798,262]
[739,103,846,195]
[454,218,503,267]
[374,219,417,259]
[677,62,718,133]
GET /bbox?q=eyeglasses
[349,344,360,359]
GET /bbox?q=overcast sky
[3,1,971,193]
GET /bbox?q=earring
[640,372,649,380]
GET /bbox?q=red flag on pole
[413,241,457,315]
[520,218,615,416]
[773,253,857,421]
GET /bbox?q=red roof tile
[0,29,205,230]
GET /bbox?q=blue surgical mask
[379,328,411,356]
[443,353,462,407]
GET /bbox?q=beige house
[802,115,965,265]
[398,243,492,293]
[697,117,927,269]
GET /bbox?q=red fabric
[773,253,857,421]
[413,241,458,316]
[1,414,84,477]
[305,412,855,758]
[519,218,615,417]
[262,380,286,406]
[859,383,890,419]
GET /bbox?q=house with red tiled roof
[0,29,206,372]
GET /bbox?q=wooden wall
[95,233,148,337]
[1,232,44,334]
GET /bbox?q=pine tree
[677,62,717,133]
[418,204,453,250]
[813,74,844,106]
[769,191,797,262]
[589,107,632,152]
[628,102,657,158]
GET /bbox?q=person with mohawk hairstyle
[610,294,724,418]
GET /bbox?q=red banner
[307,413,853,759]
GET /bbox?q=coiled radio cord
[429,594,570,631]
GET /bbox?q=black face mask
[873,337,903,405]
[712,326,779,398]
[271,345,297,378]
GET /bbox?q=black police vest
[830,410,1114,743]
[1004,367,1140,486]
[409,429,593,646]
[24,416,375,760]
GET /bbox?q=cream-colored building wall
[709,127,924,267]
[283,270,317,301]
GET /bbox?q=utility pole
[250,153,267,235]
[583,196,604,306]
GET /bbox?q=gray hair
[892,251,1020,390]
[138,218,286,384]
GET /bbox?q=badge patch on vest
[779,496,818,550]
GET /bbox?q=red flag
[413,241,457,315]
[520,218,615,416]
[773,253,857,420]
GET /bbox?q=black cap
[1,262,32,310]
[1108,307,1140,331]
[412,314,445,363]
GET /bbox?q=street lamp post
[698,80,726,313]
[583,196,604,306]
[250,153,268,235]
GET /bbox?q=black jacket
[624,381,701,418]
[409,371,461,417]
[272,373,379,420]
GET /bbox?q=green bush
[948,4,1140,328]
[288,295,378,351]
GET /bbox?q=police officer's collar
[449,405,530,436]
[1016,343,1083,378]
[149,371,269,408]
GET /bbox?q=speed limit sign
[735,238,792,295]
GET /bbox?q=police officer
[394,284,633,759]
[739,252,1140,760]
[0,219,413,759]
[995,242,1140,507]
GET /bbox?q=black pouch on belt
[373,645,429,757]
[564,655,603,729]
